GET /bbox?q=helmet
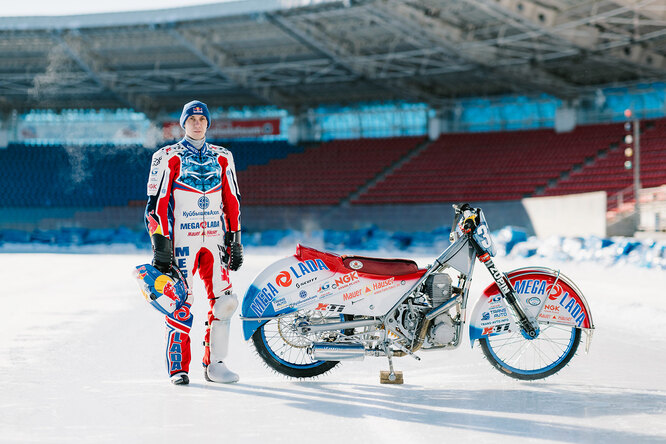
[133,263,188,315]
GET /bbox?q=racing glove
[225,231,244,271]
[151,233,173,274]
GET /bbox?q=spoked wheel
[251,311,348,378]
[479,324,581,380]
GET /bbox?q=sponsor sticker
[315,303,345,312]
[272,297,288,310]
[334,271,359,291]
[371,277,395,294]
[349,260,363,270]
[275,259,330,289]
[275,271,292,287]
[198,195,210,209]
[343,289,363,301]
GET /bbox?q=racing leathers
[145,137,241,378]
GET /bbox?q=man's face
[184,114,208,140]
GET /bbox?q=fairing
[241,245,426,340]
[469,267,594,345]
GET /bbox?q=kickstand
[379,345,403,384]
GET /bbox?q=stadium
[2,2,666,443]
[1,0,666,244]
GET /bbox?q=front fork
[470,238,539,339]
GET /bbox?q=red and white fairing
[241,245,426,340]
[469,267,594,344]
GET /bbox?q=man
[145,100,243,385]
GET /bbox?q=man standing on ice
[144,100,243,385]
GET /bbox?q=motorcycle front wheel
[251,311,347,378]
[479,324,581,380]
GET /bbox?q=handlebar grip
[452,203,472,214]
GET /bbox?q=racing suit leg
[164,301,193,377]
[164,237,196,378]
[192,245,238,367]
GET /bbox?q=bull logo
[163,281,179,303]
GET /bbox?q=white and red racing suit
[145,138,241,377]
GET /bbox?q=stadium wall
[0,196,608,239]
[242,201,534,234]
[0,202,533,234]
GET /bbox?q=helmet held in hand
[134,263,188,315]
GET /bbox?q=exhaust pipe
[308,342,365,361]
[425,295,460,321]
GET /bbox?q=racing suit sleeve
[219,152,241,233]
[144,148,179,239]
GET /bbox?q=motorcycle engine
[429,315,456,345]
[425,273,457,346]
[425,273,452,307]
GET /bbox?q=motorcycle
[240,204,594,383]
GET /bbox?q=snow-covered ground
[1,246,665,443]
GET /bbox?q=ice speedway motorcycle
[240,204,594,383]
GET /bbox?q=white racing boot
[205,361,239,383]
[205,293,239,383]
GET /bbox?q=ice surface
[1,247,665,443]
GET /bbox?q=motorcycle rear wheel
[251,311,347,378]
[479,324,581,380]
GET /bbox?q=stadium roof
[1,0,665,118]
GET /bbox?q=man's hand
[151,234,173,274]
[225,231,243,271]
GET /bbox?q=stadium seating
[212,140,304,171]
[0,144,153,207]
[352,124,629,204]
[237,136,426,206]
[0,140,303,208]
[1,120,664,212]
[541,119,666,207]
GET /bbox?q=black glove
[151,234,173,274]
[224,231,243,271]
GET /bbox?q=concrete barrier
[522,191,607,237]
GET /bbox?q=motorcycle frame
[290,233,479,352]
[380,233,477,351]
[241,207,543,355]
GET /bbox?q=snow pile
[2,225,666,269]
[0,227,149,254]
[493,226,666,270]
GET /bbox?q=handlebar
[451,203,479,233]
[452,203,472,215]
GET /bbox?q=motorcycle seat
[296,244,421,276]
[341,255,419,276]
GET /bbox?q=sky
[0,0,232,17]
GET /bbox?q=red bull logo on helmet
[163,281,179,303]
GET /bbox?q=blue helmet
[134,263,188,315]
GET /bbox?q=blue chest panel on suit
[179,151,221,192]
